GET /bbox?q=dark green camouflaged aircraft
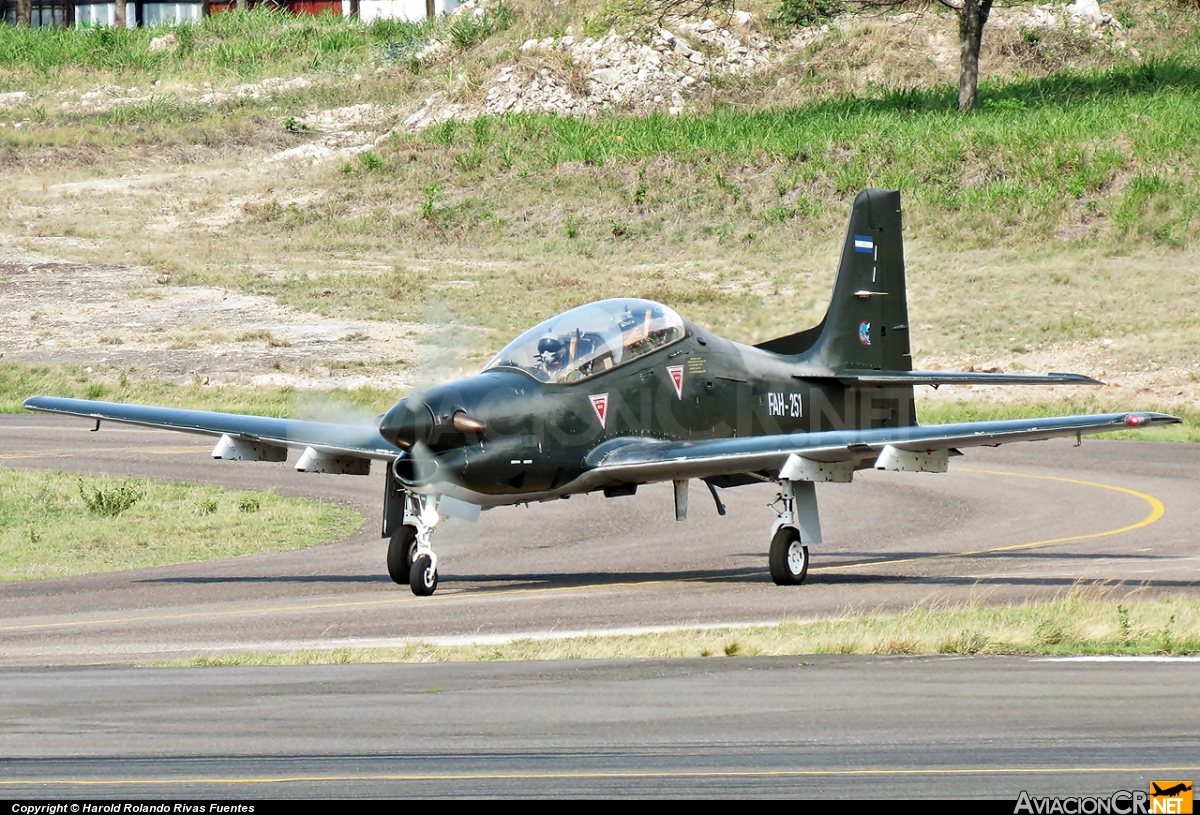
[25,190,1180,596]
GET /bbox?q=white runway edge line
[1034,656,1200,662]
[134,622,793,656]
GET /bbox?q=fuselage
[379,313,917,506]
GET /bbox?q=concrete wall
[346,0,460,23]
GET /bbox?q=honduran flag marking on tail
[854,235,874,253]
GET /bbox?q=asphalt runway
[1,415,1198,798]
[1,415,1198,666]
[2,655,1199,798]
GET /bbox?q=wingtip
[1047,372,1104,385]
[1123,411,1183,428]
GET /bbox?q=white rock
[1029,6,1057,28]
[1067,0,1104,26]
[590,67,620,86]
[149,33,177,53]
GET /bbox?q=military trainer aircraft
[24,189,1180,596]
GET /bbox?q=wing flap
[22,396,401,461]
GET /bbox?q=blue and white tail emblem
[858,321,871,346]
[854,235,873,253]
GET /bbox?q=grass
[2,5,1198,403]
[0,362,398,416]
[372,57,1200,252]
[0,8,439,84]
[77,57,1196,357]
[4,361,1193,444]
[155,594,1200,666]
[0,468,362,580]
[917,400,1200,442]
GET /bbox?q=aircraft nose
[379,397,436,450]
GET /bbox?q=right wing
[22,396,401,463]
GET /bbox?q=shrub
[771,0,843,28]
[79,478,144,517]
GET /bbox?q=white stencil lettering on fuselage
[767,392,803,418]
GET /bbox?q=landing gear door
[382,460,404,538]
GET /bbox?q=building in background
[1,0,459,26]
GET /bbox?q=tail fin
[757,189,911,373]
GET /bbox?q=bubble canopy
[483,298,687,384]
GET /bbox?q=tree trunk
[16,0,32,26]
[956,0,992,112]
[236,0,248,11]
[115,0,128,28]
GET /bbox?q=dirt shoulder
[0,241,420,392]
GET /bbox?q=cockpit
[483,298,687,384]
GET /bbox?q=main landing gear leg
[768,480,822,586]
[390,492,442,596]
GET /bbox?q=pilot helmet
[537,334,568,370]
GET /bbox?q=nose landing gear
[386,492,442,596]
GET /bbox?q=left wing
[22,397,401,471]
[578,411,1180,486]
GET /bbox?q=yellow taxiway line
[810,467,1166,573]
[0,469,1168,634]
[2,765,1198,787]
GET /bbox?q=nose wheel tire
[769,526,809,586]
[410,554,438,596]
[387,525,418,585]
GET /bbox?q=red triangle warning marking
[666,365,684,400]
[589,393,609,428]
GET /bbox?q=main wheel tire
[387,525,418,585]
[410,554,438,596]
[769,526,809,586]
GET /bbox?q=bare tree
[839,0,997,112]
[644,0,1000,113]
[943,0,994,112]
